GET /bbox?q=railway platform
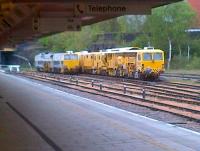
[0,72,200,151]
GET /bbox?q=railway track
[161,73,200,81]
[71,73,200,90]
[15,71,200,121]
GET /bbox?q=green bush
[186,56,200,69]
[170,56,200,69]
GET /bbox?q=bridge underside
[0,0,181,48]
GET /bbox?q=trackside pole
[123,85,127,94]
[100,83,103,91]
[76,78,79,85]
[142,88,146,99]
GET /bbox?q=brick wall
[188,0,200,25]
[188,0,200,15]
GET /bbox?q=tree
[39,1,197,57]
[134,2,197,53]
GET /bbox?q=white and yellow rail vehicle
[35,52,53,72]
[35,52,79,73]
[35,47,165,80]
[79,47,164,80]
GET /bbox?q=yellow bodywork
[36,47,165,79]
[63,60,79,73]
[137,50,165,72]
[105,52,137,76]
[79,48,165,79]
[80,52,106,74]
[52,53,80,74]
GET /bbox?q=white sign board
[74,3,151,16]
[33,17,82,33]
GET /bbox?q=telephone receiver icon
[76,4,84,14]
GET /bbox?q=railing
[0,65,20,72]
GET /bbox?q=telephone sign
[74,3,151,16]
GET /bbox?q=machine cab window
[153,53,163,60]
[143,53,152,61]
[64,54,78,60]
[70,54,78,60]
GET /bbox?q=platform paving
[0,101,53,151]
[0,72,200,151]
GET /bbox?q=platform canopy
[0,0,181,48]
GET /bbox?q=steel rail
[16,72,200,121]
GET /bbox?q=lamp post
[167,38,172,70]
